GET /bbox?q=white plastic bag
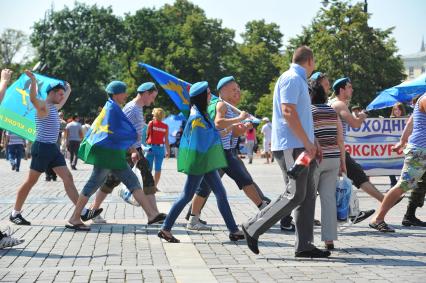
[336,174,352,221]
[117,166,140,206]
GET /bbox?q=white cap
[262,117,270,122]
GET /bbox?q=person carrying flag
[158,81,244,242]
[10,70,80,226]
[66,81,156,230]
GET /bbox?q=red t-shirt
[147,120,168,145]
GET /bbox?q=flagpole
[218,98,260,123]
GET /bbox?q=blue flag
[0,73,63,141]
[78,99,137,169]
[139,62,192,115]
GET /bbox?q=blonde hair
[152,108,165,121]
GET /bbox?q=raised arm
[24,70,45,112]
[56,82,71,110]
[214,101,248,129]
[0,69,13,103]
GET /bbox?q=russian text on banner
[345,117,407,176]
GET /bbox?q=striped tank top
[35,103,60,143]
[311,104,340,159]
[408,94,426,148]
[220,104,238,150]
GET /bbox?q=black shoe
[9,214,31,225]
[280,222,296,232]
[295,247,331,258]
[71,165,77,170]
[314,219,321,226]
[350,209,375,224]
[80,208,103,222]
[45,176,51,181]
[52,176,57,181]
[402,215,426,227]
[229,230,245,241]
[11,164,16,171]
[242,225,259,254]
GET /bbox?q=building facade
[402,37,426,80]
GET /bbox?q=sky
[1,0,425,62]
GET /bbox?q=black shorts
[30,141,66,173]
[345,151,369,189]
[222,148,254,189]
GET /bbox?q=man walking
[65,115,83,170]
[242,46,330,258]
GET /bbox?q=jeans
[7,144,24,170]
[162,170,238,233]
[67,140,80,167]
[82,165,141,197]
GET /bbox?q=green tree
[235,20,283,113]
[0,29,28,67]
[283,0,405,107]
[30,2,125,115]
[120,0,236,114]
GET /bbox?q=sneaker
[295,247,331,258]
[187,215,211,231]
[350,209,375,224]
[242,225,259,254]
[259,200,269,210]
[402,215,426,227]
[11,164,16,171]
[80,208,103,222]
[92,214,107,224]
[0,235,24,249]
[280,222,296,232]
[9,214,31,226]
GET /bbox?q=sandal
[369,221,395,233]
[158,230,180,243]
[148,213,167,225]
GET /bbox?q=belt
[147,144,164,147]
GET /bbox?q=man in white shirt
[261,117,272,163]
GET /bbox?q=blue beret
[46,81,65,94]
[189,81,209,97]
[310,72,323,81]
[332,77,351,92]
[105,81,127,95]
[216,76,235,91]
[137,82,156,93]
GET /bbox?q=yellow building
[402,37,426,79]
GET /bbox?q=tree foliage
[0,29,28,67]
[283,0,405,107]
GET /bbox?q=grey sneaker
[0,227,24,249]
[187,215,212,231]
[92,214,107,224]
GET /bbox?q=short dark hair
[292,46,314,64]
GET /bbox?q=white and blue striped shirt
[123,100,144,148]
[35,103,60,144]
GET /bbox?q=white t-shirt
[261,123,272,142]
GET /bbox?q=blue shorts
[145,145,165,172]
[30,141,66,173]
[222,148,254,189]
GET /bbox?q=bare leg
[154,171,161,187]
[14,170,42,211]
[242,184,262,206]
[68,195,89,226]
[371,186,405,223]
[132,189,158,221]
[359,181,384,202]
[265,152,270,164]
[53,166,79,205]
[91,190,108,210]
[191,195,207,215]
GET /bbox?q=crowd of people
[1,45,425,259]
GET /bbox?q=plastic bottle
[287,151,312,179]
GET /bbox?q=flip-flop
[158,230,180,243]
[65,223,91,231]
[147,213,167,225]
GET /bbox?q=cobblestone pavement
[0,157,425,282]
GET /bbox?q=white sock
[11,210,21,217]
[80,208,88,216]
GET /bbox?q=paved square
[1,158,425,282]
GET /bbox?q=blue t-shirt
[271,63,314,151]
